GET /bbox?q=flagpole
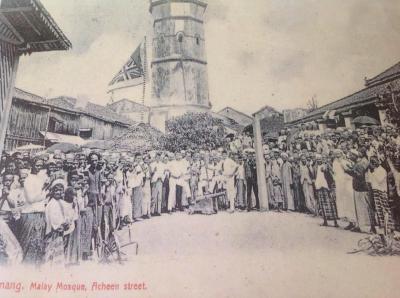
[142,36,147,123]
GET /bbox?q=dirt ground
[3,211,400,298]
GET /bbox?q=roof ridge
[217,106,253,120]
[365,61,400,85]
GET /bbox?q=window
[196,36,200,45]
[177,33,184,43]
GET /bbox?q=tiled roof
[365,62,400,87]
[14,88,46,104]
[290,77,400,124]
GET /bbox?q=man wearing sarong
[161,154,171,213]
[179,152,192,208]
[314,155,338,227]
[63,186,79,265]
[280,152,295,211]
[332,149,355,224]
[198,156,210,197]
[150,153,164,216]
[366,156,394,234]
[264,154,274,209]
[141,155,152,218]
[44,179,71,266]
[127,155,144,221]
[270,153,283,210]
[299,154,317,215]
[346,149,375,233]
[20,158,47,265]
[291,155,305,212]
[102,173,116,241]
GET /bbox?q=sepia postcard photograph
[0,0,400,297]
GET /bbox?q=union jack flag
[109,41,145,86]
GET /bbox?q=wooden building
[4,89,134,151]
[0,0,71,153]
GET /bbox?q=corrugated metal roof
[13,89,134,126]
[48,96,136,126]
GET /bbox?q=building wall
[4,97,130,150]
[5,99,81,151]
[5,100,48,150]
[0,40,18,152]
[79,115,127,140]
[151,1,210,109]
[48,110,80,136]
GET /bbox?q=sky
[16,0,400,115]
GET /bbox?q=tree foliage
[162,113,226,152]
[306,95,319,112]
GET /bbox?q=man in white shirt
[126,155,145,221]
[20,158,48,264]
[167,153,179,212]
[221,151,238,212]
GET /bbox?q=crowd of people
[0,125,400,266]
[259,125,400,235]
[0,140,261,266]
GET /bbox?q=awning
[0,0,72,52]
[39,131,87,146]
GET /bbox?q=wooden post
[253,112,269,211]
[0,54,19,154]
[43,107,51,146]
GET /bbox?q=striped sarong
[316,188,337,220]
